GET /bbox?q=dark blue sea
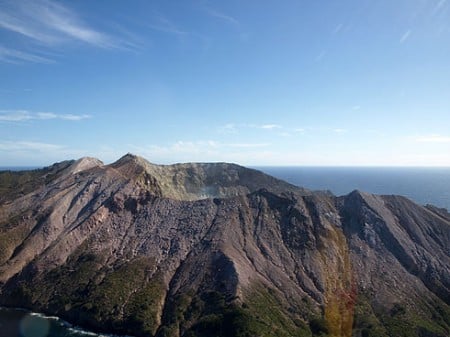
[256,166,450,211]
[1,166,450,335]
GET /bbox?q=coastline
[0,306,135,337]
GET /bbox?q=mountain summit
[0,155,449,337]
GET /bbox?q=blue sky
[1,0,450,166]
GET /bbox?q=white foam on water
[1,307,134,337]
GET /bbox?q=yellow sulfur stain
[319,226,357,337]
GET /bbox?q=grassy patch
[0,161,73,202]
[163,284,312,337]
[382,301,450,337]
[352,295,388,337]
[0,219,31,264]
[18,249,165,337]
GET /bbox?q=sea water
[256,167,450,211]
[0,307,130,337]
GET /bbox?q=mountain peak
[109,153,154,176]
[113,153,149,165]
[68,156,103,174]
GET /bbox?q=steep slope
[0,155,449,337]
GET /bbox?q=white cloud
[400,30,411,43]
[0,110,91,122]
[434,0,448,12]
[0,139,89,166]
[0,0,118,48]
[220,123,284,133]
[416,135,450,143]
[204,8,240,27]
[127,140,271,165]
[0,140,64,152]
[147,13,188,36]
[0,110,31,121]
[0,46,52,64]
[258,124,282,130]
[0,0,137,63]
[226,143,269,148]
[219,123,238,134]
[333,23,344,35]
[59,114,92,121]
[333,128,348,134]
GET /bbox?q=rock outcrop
[0,154,449,337]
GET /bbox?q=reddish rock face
[0,154,449,337]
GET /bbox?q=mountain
[0,154,449,337]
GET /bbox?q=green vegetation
[380,300,450,337]
[0,215,31,264]
[8,254,450,337]
[160,284,312,337]
[18,248,165,337]
[240,285,311,337]
[84,257,165,336]
[352,294,450,337]
[0,161,73,202]
[352,295,388,337]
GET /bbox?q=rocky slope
[0,154,449,337]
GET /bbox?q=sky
[1,0,450,166]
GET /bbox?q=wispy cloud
[0,139,88,165]
[219,123,351,137]
[0,0,136,63]
[219,123,239,134]
[128,140,271,164]
[0,0,118,47]
[333,128,348,134]
[204,8,240,27]
[219,123,283,133]
[434,0,448,13]
[0,140,64,152]
[333,23,344,35]
[226,143,269,148]
[400,30,411,43]
[258,124,282,130]
[416,135,450,143]
[146,13,188,36]
[0,46,52,64]
[139,140,269,154]
[0,110,91,122]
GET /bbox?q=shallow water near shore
[0,307,132,337]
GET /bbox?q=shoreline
[0,306,135,337]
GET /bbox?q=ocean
[0,307,130,337]
[256,166,450,211]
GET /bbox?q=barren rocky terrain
[0,154,449,337]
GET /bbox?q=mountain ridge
[0,154,449,337]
